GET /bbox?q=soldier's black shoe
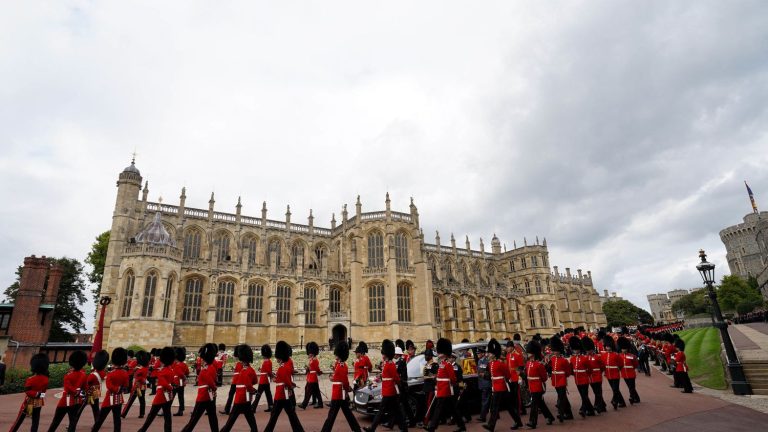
[219,410,229,415]
[556,415,563,423]
[511,423,523,430]
[546,417,554,425]
[173,411,184,416]
[264,407,272,412]
[481,424,492,431]
[611,401,618,410]
[298,403,307,410]
[525,422,536,429]
[579,410,586,418]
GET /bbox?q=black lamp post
[696,249,751,395]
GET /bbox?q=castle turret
[491,233,501,255]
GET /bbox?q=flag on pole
[745,181,758,213]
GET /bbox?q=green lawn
[675,327,727,390]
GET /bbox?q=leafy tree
[4,257,87,342]
[716,274,762,313]
[602,299,654,327]
[671,290,709,316]
[85,231,110,303]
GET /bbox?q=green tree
[85,231,110,303]
[602,299,654,327]
[717,274,762,313]
[4,257,87,342]
[671,290,709,316]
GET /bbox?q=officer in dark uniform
[476,347,491,423]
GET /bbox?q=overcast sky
[2,1,767,331]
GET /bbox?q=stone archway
[331,324,347,349]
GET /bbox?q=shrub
[126,344,146,354]
[0,363,70,395]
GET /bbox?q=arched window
[524,280,531,295]
[564,296,570,310]
[538,305,548,328]
[535,279,542,294]
[276,284,291,324]
[499,300,508,323]
[182,278,203,321]
[446,261,456,283]
[141,271,158,317]
[550,306,557,327]
[468,299,476,322]
[527,305,535,328]
[311,246,325,270]
[451,297,458,319]
[521,257,527,269]
[543,255,548,267]
[433,296,442,324]
[431,260,440,283]
[267,240,281,267]
[215,280,235,322]
[510,260,515,272]
[394,232,408,271]
[121,271,135,317]
[290,243,304,270]
[329,288,341,314]
[532,256,538,267]
[368,232,384,268]
[162,275,174,319]
[368,283,385,323]
[304,286,317,325]
[484,298,492,321]
[246,238,258,265]
[247,282,264,323]
[396,283,412,322]
[216,232,231,261]
[547,280,551,293]
[183,230,201,259]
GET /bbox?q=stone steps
[742,361,768,395]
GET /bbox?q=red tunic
[22,375,49,410]
[570,354,592,386]
[234,365,257,404]
[150,357,161,378]
[132,366,148,392]
[232,361,243,383]
[435,360,456,398]
[619,353,638,379]
[257,359,272,385]
[127,359,137,378]
[602,352,622,380]
[330,360,352,400]
[673,351,688,372]
[274,361,295,401]
[506,351,524,382]
[380,361,400,397]
[174,361,190,387]
[152,367,176,405]
[195,364,218,402]
[101,369,129,407]
[549,355,571,388]
[354,355,372,383]
[525,360,548,393]
[587,354,603,383]
[57,369,86,407]
[490,359,510,393]
[84,370,105,403]
[306,357,321,383]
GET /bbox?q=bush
[126,344,146,354]
[0,363,70,395]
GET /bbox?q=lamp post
[696,249,751,395]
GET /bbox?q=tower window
[141,271,157,317]
[215,280,235,322]
[247,282,264,323]
[368,232,384,268]
[121,272,135,317]
[304,286,317,325]
[368,283,385,323]
[182,278,203,321]
[397,283,412,322]
[276,284,291,324]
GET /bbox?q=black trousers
[10,406,41,432]
[479,386,492,420]
[138,402,172,432]
[251,383,274,412]
[220,402,258,432]
[264,399,305,432]
[427,396,459,431]
[223,384,237,413]
[528,392,554,427]
[47,405,80,432]
[624,378,640,402]
[121,390,145,417]
[91,405,121,432]
[590,382,607,412]
[511,381,526,415]
[487,391,522,430]
[576,384,596,415]
[675,371,694,393]
[639,357,651,376]
[174,386,186,413]
[78,398,100,422]
[607,379,626,408]
[371,395,408,432]
[180,400,218,432]
[554,386,573,419]
[300,382,323,407]
[321,399,361,432]
[395,386,415,425]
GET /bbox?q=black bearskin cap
[202,343,218,365]
[69,350,87,371]
[160,347,175,366]
[334,341,350,362]
[306,341,319,356]
[151,348,159,356]
[275,341,292,362]
[30,353,49,375]
[136,350,150,367]
[92,350,109,371]
[175,347,187,362]
[617,336,631,352]
[423,349,434,359]
[461,338,470,343]
[218,343,226,351]
[505,339,514,348]
[111,347,128,367]
[550,336,565,353]
[597,329,606,340]
[603,336,616,352]
[581,336,595,352]
[238,344,254,364]
[395,339,405,350]
[405,340,415,350]
[233,345,241,360]
[354,341,369,354]
[525,340,542,359]
[127,350,135,358]
[569,336,583,352]
[436,338,452,356]
[675,339,685,352]
[487,338,502,358]
[381,339,396,359]
[261,344,272,359]
[513,333,521,341]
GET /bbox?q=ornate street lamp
[696,250,751,395]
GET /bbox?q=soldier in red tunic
[264,341,305,432]
[508,334,527,416]
[91,347,130,432]
[405,340,416,364]
[122,350,150,418]
[9,353,49,432]
[617,336,641,404]
[673,339,694,393]
[47,350,87,432]
[79,350,108,422]
[299,341,324,409]
[581,336,606,412]
[220,345,241,415]
[173,347,190,416]
[321,341,362,432]
[548,335,573,421]
[425,337,464,432]
[364,339,408,432]
[220,344,259,432]
[568,337,596,417]
[524,340,555,429]
[251,344,274,413]
[602,336,626,410]
[353,342,372,392]
[180,343,219,432]
[482,339,523,431]
[138,347,177,432]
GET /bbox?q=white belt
[552,371,566,375]
[436,378,451,382]
[233,372,240,375]
[156,386,164,389]
[276,383,285,387]
[198,385,208,389]
[308,371,317,373]
[382,378,394,381]
[528,377,540,380]
[623,366,634,369]
[606,366,619,369]
[491,376,506,380]
[331,382,343,386]
[574,369,588,373]
[236,385,246,388]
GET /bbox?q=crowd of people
[732,310,768,324]
[8,325,694,432]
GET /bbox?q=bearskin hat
[306,341,319,356]
[175,347,187,362]
[505,339,515,348]
[675,339,685,352]
[487,338,502,358]
[160,347,175,366]
[381,339,396,359]
[425,339,434,349]
[151,348,159,356]
[233,345,241,360]
[92,350,109,371]
[617,336,631,352]
[275,341,292,362]
[111,347,128,367]
[127,350,135,358]
[405,340,415,350]
[549,336,565,353]
[218,343,226,352]
[597,329,606,340]
[569,336,583,352]
[354,341,369,354]
[261,344,272,359]
[525,340,542,359]
[513,333,521,342]
[68,350,87,371]
[533,333,542,342]
[238,344,254,364]
[334,341,350,362]
[202,343,218,365]
[30,353,49,375]
[424,349,434,359]
[621,326,629,335]
[395,339,405,351]
[603,336,616,352]
[436,338,452,357]
[581,336,595,352]
[136,350,151,367]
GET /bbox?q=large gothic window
[290,243,304,270]
[247,282,264,323]
[141,271,157,317]
[527,305,535,328]
[215,280,235,322]
[484,298,492,321]
[535,279,542,294]
[394,233,408,271]
[396,283,412,322]
[121,271,135,317]
[451,297,458,319]
[216,232,231,262]
[550,305,557,327]
[267,240,281,267]
[276,284,291,324]
[183,230,201,259]
[368,283,385,323]
[368,232,384,268]
[329,288,341,315]
[468,299,476,323]
[524,280,531,295]
[499,300,507,323]
[162,275,174,319]
[304,286,317,325]
[433,296,442,324]
[532,256,539,267]
[521,257,527,269]
[182,278,203,321]
[246,238,257,265]
[538,305,548,328]
[311,246,325,270]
